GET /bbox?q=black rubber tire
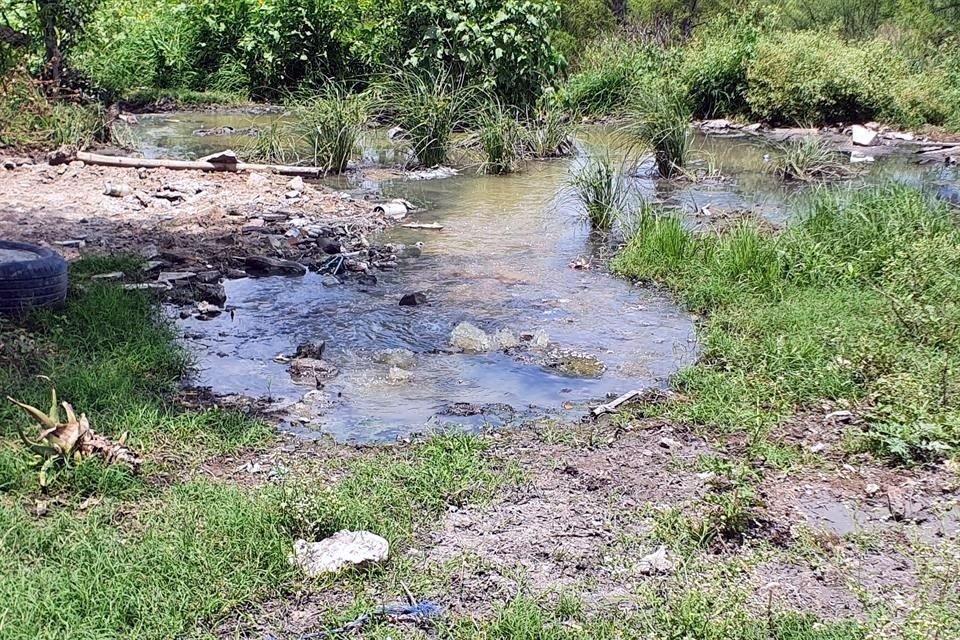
[0,240,69,315]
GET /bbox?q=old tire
[0,240,68,315]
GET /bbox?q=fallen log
[916,142,960,154]
[72,150,325,178]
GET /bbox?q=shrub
[682,14,760,118]
[745,30,893,124]
[0,75,107,149]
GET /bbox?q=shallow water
[139,113,958,442]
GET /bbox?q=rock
[742,123,763,133]
[295,341,326,360]
[374,348,415,370]
[288,357,339,385]
[317,237,342,254]
[321,275,341,287]
[851,125,878,147]
[195,270,222,284]
[290,531,389,577]
[3,158,17,170]
[357,274,378,286]
[850,151,875,164]
[399,292,428,307]
[104,182,132,197]
[195,283,227,306]
[882,131,915,142]
[246,172,270,188]
[387,125,405,140]
[658,437,681,450]
[285,190,301,199]
[451,322,491,353]
[544,349,606,378]
[244,256,307,277]
[701,118,733,130]
[806,442,827,454]
[386,367,412,384]
[638,546,673,575]
[522,329,551,349]
[47,145,77,166]
[225,268,248,279]
[287,176,305,192]
[865,483,881,496]
[493,329,519,350]
[157,271,196,283]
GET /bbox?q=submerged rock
[450,322,492,353]
[288,357,339,385]
[244,255,307,277]
[373,348,415,370]
[290,531,389,577]
[386,367,412,384]
[543,349,606,378]
[399,291,428,306]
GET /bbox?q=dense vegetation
[3,0,959,142]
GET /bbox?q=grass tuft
[623,84,693,178]
[769,136,852,182]
[568,155,634,231]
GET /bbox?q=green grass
[478,100,524,174]
[0,76,108,150]
[622,84,693,178]
[296,85,369,173]
[769,137,852,182]
[615,183,960,464]
[568,155,633,231]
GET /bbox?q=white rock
[157,271,196,283]
[450,322,492,353]
[493,329,519,350]
[104,182,132,197]
[246,172,270,188]
[865,483,881,496]
[528,329,550,349]
[638,546,673,575]
[850,151,875,163]
[290,531,389,577]
[287,176,305,192]
[851,125,878,147]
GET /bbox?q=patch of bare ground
[0,160,387,274]
[418,421,712,614]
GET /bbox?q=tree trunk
[35,0,62,92]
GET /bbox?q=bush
[0,75,107,149]
[682,14,760,118]
[745,30,894,124]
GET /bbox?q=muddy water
[137,113,958,442]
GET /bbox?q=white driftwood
[592,389,644,417]
[401,223,444,230]
[74,151,325,178]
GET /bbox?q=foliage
[623,80,692,177]
[478,99,525,174]
[682,13,761,118]
[405,0,564,107]
[615,184,960,464]
[769,136,852,182]
[0,74,106,148]
[386,69,478,167]
[568,155,633,230]
[745,29,893,124]
[296,84,369,173]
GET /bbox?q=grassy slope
[614,183,960,465]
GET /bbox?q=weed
[296,85,369,173]
[521,98,574,158]
[478,100,525,174]
[623,83,692,178]
[385,69,478,167]
[0,75,107,149]
[243,118,299,165]
[769,137,852,182]
[568,155,634,231]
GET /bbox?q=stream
[133,112,959,442]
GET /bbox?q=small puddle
[136,113,958,442]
